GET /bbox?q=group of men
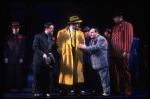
[4,10,133,97]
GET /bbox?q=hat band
[69,19,81,23]
[11,25,21,27]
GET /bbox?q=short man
[4,22,26,93]
[110,10,133,96]
[32,23,55,97]
[79,28,110,96]
[57,15,85,96]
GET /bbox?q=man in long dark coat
[32,23,55,97]
[4,22,26,93]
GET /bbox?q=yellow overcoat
[57,26,85,85]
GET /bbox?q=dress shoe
[102,93,110,97]
[34,93,40,97]
[126,92,132,96]
[45,93,50,97]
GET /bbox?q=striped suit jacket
[111,21,133,58]
[4,34,26,64]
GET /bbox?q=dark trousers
[5,64,23,91]
[72,47,81,94]
[61,79,81,95]
[34,64,53,94]
[88,68,103,93]
[111,58,132,94]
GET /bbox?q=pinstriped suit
[4,33,26,92]
[111,21,133,58]
[110,20,133,94]
[86,34,110,94]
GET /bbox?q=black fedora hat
[10,22,21,28]
[45,54,55,68]
[113,9,124,17]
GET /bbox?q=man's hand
[43,53,47,60]
[19,59,23,64]
[123,52,128,58]
[4,58,8,64]
[49,53,52,55]
[78,43,87,49]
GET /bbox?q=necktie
[48,35,50,43]
[71,30,76,47]
[14,34,17,42]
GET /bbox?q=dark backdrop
[4,1,147,88]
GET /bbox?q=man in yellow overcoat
[57,15,85,96]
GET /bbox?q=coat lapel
[42,33,49,48]
[7,35,15,50]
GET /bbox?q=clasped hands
[78,43,87,49]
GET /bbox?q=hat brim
[10,26,21,28]
[68,20,82,24]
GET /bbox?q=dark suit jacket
[32,32,55,70]
[4,33,26,64]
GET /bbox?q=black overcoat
[32,32,55,71]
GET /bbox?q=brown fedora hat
[68,15,82,24]
[10,22,21,28]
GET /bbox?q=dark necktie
[48,35,50,43]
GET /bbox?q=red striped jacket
[111,21,133,58]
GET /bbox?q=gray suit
[86,34,110,94]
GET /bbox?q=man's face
[47,25,54,35]
[104,31,108,37]
[84,31,90,37]
[75,23,80,29]
[113,16,121,24]
[90,29,97,39]
[12,28,19,34]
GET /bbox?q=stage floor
[4,88,148,98]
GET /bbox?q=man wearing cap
[110,10,133,96]
[57,15,85,96]
[4,22,26,93]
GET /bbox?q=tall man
[32,23,55,97]
[79,28,110,97]
[4,22,26,93]
[110,11,133,96]
[57,15,85,96]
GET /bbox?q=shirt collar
[69,27,73,32]
[118,20,124,25]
